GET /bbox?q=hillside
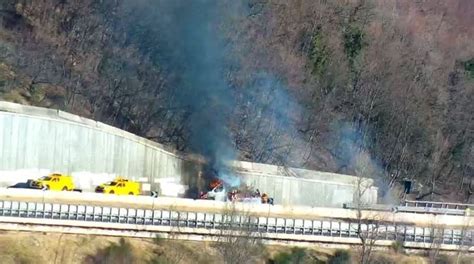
[0,0,472,202]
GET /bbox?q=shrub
[463,58,474,79]
[434,254,453,264]
[272,247,307,264]
[84,238,136,264]
[389,241,404,254]
[309,29,329,78]
[371,254,396,264]
[343,25,365,65]
[327,249,351,264]
[152,234,164,245]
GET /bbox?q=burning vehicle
[199,178,274,205]
[199,179,227,202]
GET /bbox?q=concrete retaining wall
[0,101,377,207]
[240,172,377,206]
[0,102,201,194]
[234,161,377,206]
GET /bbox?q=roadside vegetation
[0,231,473,264]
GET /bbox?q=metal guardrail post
[403,225,407,241]
[348,221,352,237]
[168,211,172,226]
[451,230,455,245]
[414,227,417,242]
[329,221,333,236]
[212,213,216,228]
[185,212,190,227]
[292,219,296,234]
[76,205,81,221]
[302,219,305,235]
[338,221,342,237]
[24,202,28,218]
[42,203,45,219]
[422,227,426,243]
[66,204,70,220]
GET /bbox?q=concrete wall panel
[0,110,192,191]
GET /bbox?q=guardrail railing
[404,200,474,211]
[344,202,470,216]
[0,200,472,247]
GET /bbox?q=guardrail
[404,200,474,211]
[343,203,468,216]
[0,200,472,248]
[395,206,467,216]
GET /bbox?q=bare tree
[349,147,385,264]
[149,206,190,264]
[455,216,473,264]
[428,224,446,264]
[215,204,265,264]
[352,176,384,264]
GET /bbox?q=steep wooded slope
[0,0,472,202]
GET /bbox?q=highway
[0,188,472,227]
[0,189,473,251]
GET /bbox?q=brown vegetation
[1,231,455,264]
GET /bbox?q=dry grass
[369,252,428,264]
[0,231,219,264]
[0,231,469,264]
[0,233,44,264]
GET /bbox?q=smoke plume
[140,0,242,185]
[331,122,395,204]
[123,1,306,186]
